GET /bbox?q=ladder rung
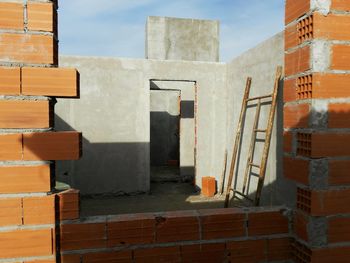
[254,129,267,133]
[234,191,253,201]
[249,163,260,168]
[246,94,273,102]
[250,172,260,178]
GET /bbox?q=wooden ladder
[224,66,282,207]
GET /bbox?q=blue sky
[58,0,284,62]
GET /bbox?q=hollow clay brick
[0,3,23,30]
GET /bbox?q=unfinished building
[0,0,350,262]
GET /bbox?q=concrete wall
[146,16,220,62]
[56,56,227,195]
[226,32,296,207]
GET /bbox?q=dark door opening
[150,90,181,181]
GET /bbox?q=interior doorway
[150,89,181,181]
[150,80,196,185]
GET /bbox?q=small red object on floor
[202,176,216,197]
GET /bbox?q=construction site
[1,0,350,262]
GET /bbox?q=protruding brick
[284,103,310,128]
[0,198,22,226]
[0,229,54,258]
[0,100,52,129]
[0,67,20,95]
[58,189,80,220]
[23,195,55,225]
[201,176,216,197]
[0,165,51,194]
[284,156,309,185]
[0,3,24,30]
[27,2,55,32]
[22,67,80,97]
[0,133,22,161]
[0,33,57,65]
[23,132,82,161]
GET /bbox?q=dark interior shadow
[150,112,179,166]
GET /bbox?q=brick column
[0,1,80,263]
[284,0,350,261]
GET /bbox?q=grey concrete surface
[226,32,296,207]
[146,16,219,62]
[56,56,227,195]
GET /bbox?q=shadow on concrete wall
[54,115,150,195]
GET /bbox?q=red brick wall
[60,207,291,263]
[0,1,80,263]
[284,0,350,261]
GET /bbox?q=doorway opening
[150,80,197,194]
[150,89,181,181]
